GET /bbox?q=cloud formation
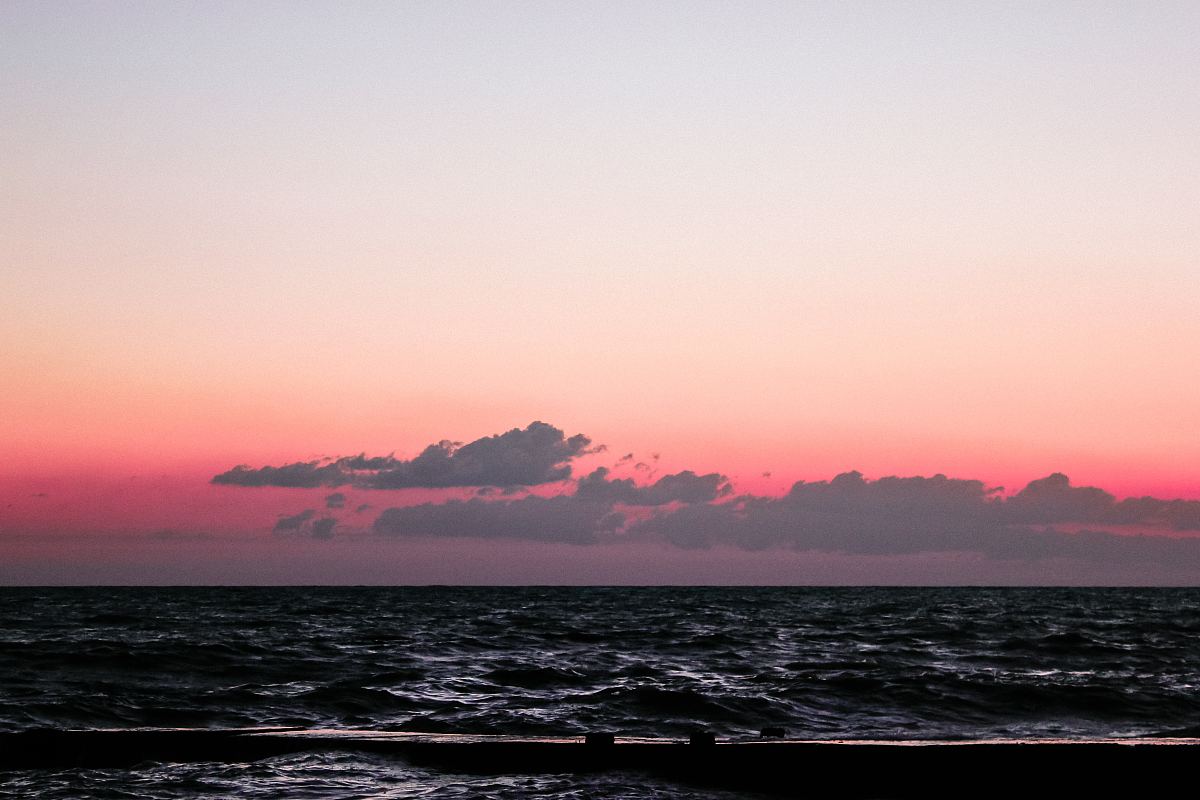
[1004,473,1200,530]
[370,468,1200,566]
[273,509,316,533]
[374,495,623,544]
[222,421,1200,568]
[273,509,337,539]
[213,422,594,489]
[635,471,1002,553]
[630,472,1200,565]
[575,467,731,506]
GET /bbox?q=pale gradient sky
[2,3,1199,583]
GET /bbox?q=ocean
[2,587,1199,797]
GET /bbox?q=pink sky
[2,4,1198,583]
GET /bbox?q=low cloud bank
[374,496,623,545]
[575,467,731,506]
[221,422,1200,565]
[272,509,315,533]
[374,469,1200,565]
[273,509,336,539]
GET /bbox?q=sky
[2,2,1199,584]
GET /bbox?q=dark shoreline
[5,729,1200,797]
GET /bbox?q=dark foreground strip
[3,730,1198,797]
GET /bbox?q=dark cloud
[338,453,401,470]
[368,422,593,489]
[1163,501,1200,531]
[373,495,622,544]
[630,472,1200,562]
[629,472,1001,553]
[215,462,345,489]
[575,467,731,506]
[1003,473,1115,523]
[999,473,1200,531]
[213,422,594,489]
[273,509,316,533]
[273,509,337,539]
[981,527,1200,567]
[366,469,1200,569]
[222,421,1200,569]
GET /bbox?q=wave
[3,587,1200,739]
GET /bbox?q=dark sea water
[3,587,1200,797]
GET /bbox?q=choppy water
[3,587,1200,797]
